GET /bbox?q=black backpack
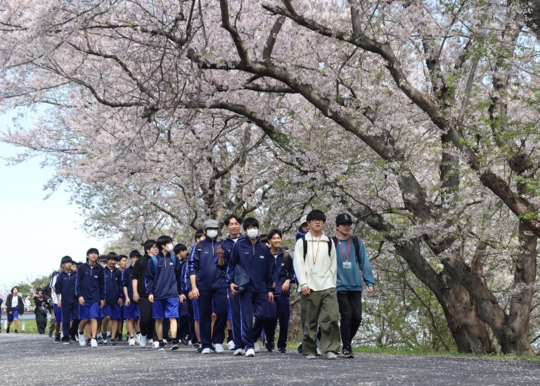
[300,235,333,260]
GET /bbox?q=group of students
[44,210,374,359]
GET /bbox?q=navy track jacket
[54,271,77,304]
[188,238,228,291]
[145,252,182,300]
[227,237,274,293]
[75,263,105,303]
[104,267,123,305]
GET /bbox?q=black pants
[337,291,363,350]
[138,297,154,339]
[35,310,48,334]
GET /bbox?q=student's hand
[125,298,130,307]
[179,294,186,303]
[148,294,154,303]
[272,282,276,289]
[367,286,374,293]
[217,245,224,258]
[118,298,123,307]
[191,287,200,299]
[57,300,62,308]
[301,285,311,296]
[78,296,85,306]
[230,283,238,296]
[100,299,105,308]
[133,291,139,302]
[281,280,290,293]
[268,292,274,303]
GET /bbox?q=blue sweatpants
[238,290,270,350]
[198,287,227,349]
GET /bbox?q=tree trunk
[393,239,493,353]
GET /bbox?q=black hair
[86,248,100,256]
[99,255,108,261]
[156,235,172,251]
[118,255,128,261]
[259,233,268,244]
[11,286,19,294]
[306,209,326,223]
[174,243,188,255]
[194,229,204,241]
[143,239,157,255]
[107,252,119,261]
[242,217,259,230]
[224,214,242,226]
[267,229,282,240]
[129,250,142,259]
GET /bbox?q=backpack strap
[283,251,289,276]
[151,255,158,273]
[303,235,332,260]
[352,236,361,268]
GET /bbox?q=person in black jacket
[6,287,24,333]
[132,239,158,348]
[34,288,49,334]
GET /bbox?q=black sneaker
[297,343,302,353]
[180,336,188,345]
[117,336,123,342]
[265,341,274,352]
[342,347,354,358]
[171,339,179,350]
[196,346,203,353]
[192,342,200,348]
[55,334,61,343]
[158,342,165,351]
[14,330,18,334]
[278,347,286,353]
[6,327,9,333]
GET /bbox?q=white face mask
[166,243,174,252]
[246,229,259,239]
[206,229,218,239]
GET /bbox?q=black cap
[336,213,353,225]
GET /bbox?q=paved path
[1,334,539,385]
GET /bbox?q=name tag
[310,266,316,273]
[169,262,173,265]
[260,256,264,259]
[342,261,352,270]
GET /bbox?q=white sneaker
[245,348,255,357]
[214,343,224,353]
[90,339,98,348]
[129,338,136,346]
[317,347,323,356]
[135,333,141,343]
[254,342,260,353]
[162,339,168,344]
[326,351,337,360]
[139,335,147,348]
[227,340,235,350]
[152,341,160,350]
[78,332,86,347]
[233,348,244,356]
[201,348,211,354]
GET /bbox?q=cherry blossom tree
[1,0,540,354]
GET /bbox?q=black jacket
[6,294,24,315]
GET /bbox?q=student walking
[227,217,274,358]
[34,289,49,334]
[6,287,24,333]
[293,210,340,360]
[189,219,229,354]
[56,256,79,344]
[102,253,123,345]
[123,250,141,346]
[332,214,375,358]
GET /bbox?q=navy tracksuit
[227,237,274,351]
[264,248,295,350]
[218,235,245,350]
[75,263,105,303]
[55,270,79,341]
[188,237,228,349]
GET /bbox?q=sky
[0,115,106,291]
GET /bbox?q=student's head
[61,256,74,272]
[194,229,205,243]
[202,219,219,240]
[11,286,19,295]
[36,288,43,295]
[118,255,128,269]
[174,243,188,259]
[260,233,269,246]
[242,217,259,239]
[143,239,158,256]
[298,215,309,233]
[224,214,242,237]
[267,229,283,249]
[129,250,141,265]
[156,235,173,253]
[335,213,353,236]
[107,252,119,268]
[306,210,326,233]
[87,248,100,263]
[71,263,79,272]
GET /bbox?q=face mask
[166,243,174,252]
[206,230,218,239]
[246,229,259,239]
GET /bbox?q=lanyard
[312,236,321,265]
[338,237,351,261]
